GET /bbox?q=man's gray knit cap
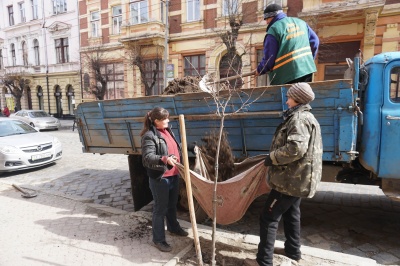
[287,83,315,104]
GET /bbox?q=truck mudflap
[128,155,152,211]
[381,178,400,202]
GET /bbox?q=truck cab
[347,52,400,200]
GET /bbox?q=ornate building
[0,0,81,117]
[2,1,398,106]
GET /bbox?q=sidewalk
[0,182,378,266]
[0,182,192,266]
[59,118,75,130]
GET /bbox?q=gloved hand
[187,141,197,154]
[264,154,273,166]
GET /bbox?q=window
[90,11,100,37]
[33,39,40,65]
[0,49,3,69]
[52,0,67,15]
[390,67,400,103]
[160,1,164,22]
[22,41,28,66]
[187,0,200,22]
[31,0,38,19]
[101,63,125,99]
[19,2,26,22]
[11,44,16,66]
[324,65,348,81]
[222,0,238,16]
[55,38,69,63]
[143,59,163,95]
[130,0,148,25]
[184,55,206,76]
[263,0,283,9]
[112,6,122,34]
[8,6,15,26]
[318,41,360,64]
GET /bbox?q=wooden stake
[179,114,203,266]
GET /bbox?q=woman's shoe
[153,241,172,252]
[170,227,189,237]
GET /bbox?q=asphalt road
[1,124,400,265]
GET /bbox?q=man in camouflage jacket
[253,82,322,266]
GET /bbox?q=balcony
[4,63,79,75]
[119,20,166,45]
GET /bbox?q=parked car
[13,110,61,130]
[0,118,62,172]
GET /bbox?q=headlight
[0,145,20,154]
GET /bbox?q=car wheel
[30,122,35,127]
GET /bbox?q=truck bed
[75,80,357,163]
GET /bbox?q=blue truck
[75,51,400,212]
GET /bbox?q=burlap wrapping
[177,150,270,225]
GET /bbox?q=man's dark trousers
[256,189,302,265]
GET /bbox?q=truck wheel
[178,180,209,223]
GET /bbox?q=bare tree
[204,1,259,264]
[81,48,109,100]
[126,42,163,96]
[213,0,256,89]
[1,73,30,110]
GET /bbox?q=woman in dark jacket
[140,106,188,252]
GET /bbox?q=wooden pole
[179,114,203,266]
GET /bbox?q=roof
[365,52,400,66]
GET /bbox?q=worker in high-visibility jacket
[255,4,319,85]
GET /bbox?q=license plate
[31,153,52,161]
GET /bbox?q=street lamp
[42,0,50,114]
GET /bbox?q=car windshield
[0,120,37,137]
[29,111,50,118]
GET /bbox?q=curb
[168,220,378,266]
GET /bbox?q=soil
[198,130,235,182]
[163,76,238,182]
[176,237,257,266]
[163,76,204,94]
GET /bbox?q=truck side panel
[76,80,357,163]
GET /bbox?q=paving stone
[372,252,400,265]
[358,243,380,253]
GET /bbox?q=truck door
[379,64,400,178]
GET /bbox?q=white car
[0,118,62,172]
[13,110,61,130]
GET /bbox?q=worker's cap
[263,4,283,19]
[287,83,315,104]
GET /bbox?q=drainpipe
[163,0,169,90]
[42,0,50,114]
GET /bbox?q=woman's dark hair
[140,106,169,136]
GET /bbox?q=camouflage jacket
[268,104,322,198]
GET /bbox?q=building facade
[1,0,399,106]
[77,0,400,102]
[300,0,400,81]
[0,0,81,117]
